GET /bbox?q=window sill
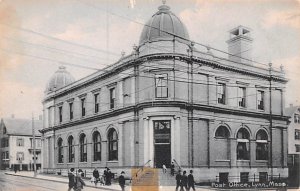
[237,160,250,162]
[92,161,102,164]
[79,162,87,164]
[255,160,268,163]
[155,97,169,100]
[215,160,230,162]
[107,160,118,163]
[67,162,75,164]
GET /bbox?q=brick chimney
[226,26,253,65]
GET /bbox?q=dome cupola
[45,66,75,94]
[139,1,190,46]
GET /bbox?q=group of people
[68,168,86,191]
[68,167,127,191]
[175,170,196,191]
[91,167,113,186]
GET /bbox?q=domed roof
[45,66,75,94]
[139,3,190,45]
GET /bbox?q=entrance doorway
[153,120,171,168]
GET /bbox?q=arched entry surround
[143,116,180,168]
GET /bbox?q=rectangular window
[237,142,249,160]
[219,173,229,183]
[259,172,268,182]
[217,83,226,104]
[16,152,24,161]
[59,106,63,123]
[81,98,86,117]
[238,87,246,107]
[94,93,99,113]
[69,102,73,120]
[296,145,300,152]
[294,114,300,123]
[257,90,264,110]
[5,151,8,159]
[240,172,249,183]
[155,74,168,98]
[295,129,300,140]
[110,88,116,109]
[16,138,24,147]
[256,142,268,160]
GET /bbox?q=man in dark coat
[181,170,188,191]
[93,168,100,186]
[107,169,112,185]
[68,168,75,191]
[175,170,182,191]
[187,170,195,191]
[104,169,108,185]
[118,171,126,191]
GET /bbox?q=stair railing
[173,159,182,171]
[135,160,151,178]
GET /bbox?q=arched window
[68,136,74,163]
[237,128,250,160]
[57,138,64,163]
[215,126,230,138]
[256,130,268,160]
[93,131,101,161]
[108,128,118,161]
[79,134,87,162]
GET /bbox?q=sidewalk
[4,170,217,191]
[4,171,121,191]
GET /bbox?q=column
[143,117,149,164]
[118,122,124,166]
[118,81,124,108]
[131,77,135,104]
[149,119,154,167]
[130,122,135,166]
[230,138,237,167]
[174,117,181,165]
[250,140,256,167]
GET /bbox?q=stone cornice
[43,53,287,102]
[40,101,289,133]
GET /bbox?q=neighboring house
[285,105,300,155]
[285,105,300,187]
[41,2,289,183]
[0,117,43,171]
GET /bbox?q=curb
[4,172,120,191]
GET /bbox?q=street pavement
[1,170,295,191]
[0,170,217,191]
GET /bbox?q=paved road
[0,171,110,191]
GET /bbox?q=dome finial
[162,0,166,5]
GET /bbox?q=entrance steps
[158,169,176,186]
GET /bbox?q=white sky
[0,0,299,119]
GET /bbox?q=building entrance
[153,120,171,168]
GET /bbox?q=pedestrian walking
[171,162,175,176]
[92,167,100,186]
[68,168,75,191]
[162,164,167,173]
[187,170,195,191]
[107,169,112,185]
[180,170,188,191]
[118,171,126,191]
[14,165,17,174]
[175,170,182,191]
[74,169,86,191]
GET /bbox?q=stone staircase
[158,168,176,186]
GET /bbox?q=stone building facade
[41,3,289,183]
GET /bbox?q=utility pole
[32,113,37,178]
[269,63,273,180]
